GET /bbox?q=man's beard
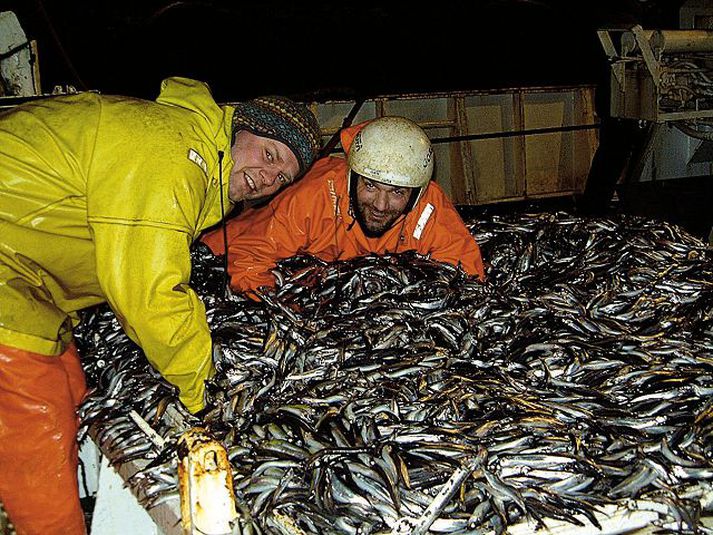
[354,202,399,238]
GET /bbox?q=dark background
[4,0,710,241]
[1,0,688,102]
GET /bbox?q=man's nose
[373,191,389,211]
[260,168,279,187]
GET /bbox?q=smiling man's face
[228,130,300,202]
[355,176,413,236]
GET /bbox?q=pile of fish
[74,211,713,534]
[0,500,15,535]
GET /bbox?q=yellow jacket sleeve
[92,223,213,413]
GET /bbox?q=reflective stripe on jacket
[0,77,234,412]
[202,122,485,293]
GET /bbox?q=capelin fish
[74,214,713,535]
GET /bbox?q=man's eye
[393,189,406,197]
[278,174,288,184]
[265,149,274,162]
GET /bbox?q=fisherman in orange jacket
[203,116,484,294]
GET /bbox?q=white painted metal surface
[0,11,39,96]
[79,439,160,534]
[78,437,101,500]
[91,454,160,535]
[79,438,182,535]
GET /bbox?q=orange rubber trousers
[0,343,88,535]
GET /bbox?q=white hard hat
[348,116,434,189]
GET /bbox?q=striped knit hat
[232,96,322,176]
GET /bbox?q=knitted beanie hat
[232,96,322,176]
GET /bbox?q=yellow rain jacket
[0,77,234,412]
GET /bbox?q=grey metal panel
[310,85,598,206]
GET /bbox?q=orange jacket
[202,123,485,293]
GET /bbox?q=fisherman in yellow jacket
[0,76,321,535]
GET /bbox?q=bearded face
[354,176,413,236]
